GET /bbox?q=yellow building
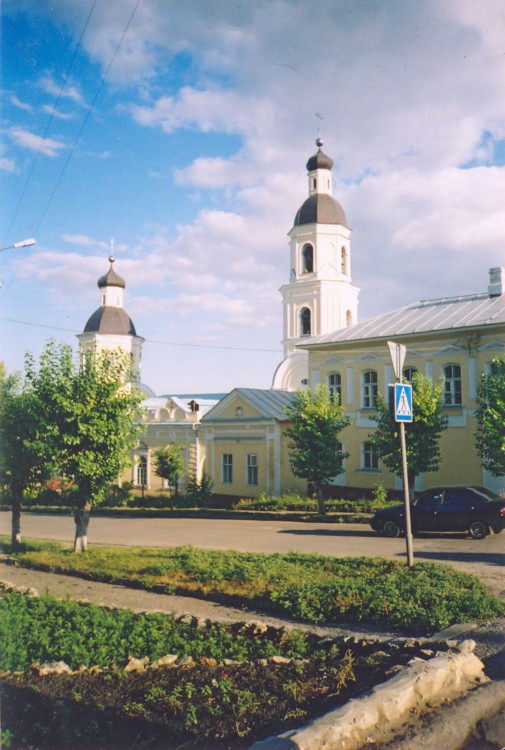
[302,267,505,495]
[201,388,305,499]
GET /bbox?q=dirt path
[0,558,398,639]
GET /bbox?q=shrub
[184,472,214,506]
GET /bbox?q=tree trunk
[315,484,326,515]
[74,503,91,553]
[408,469,417,503]
[11,492,22,547]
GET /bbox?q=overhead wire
[0,317,283,353]
[34,0,142,236]
[6,0,100,239]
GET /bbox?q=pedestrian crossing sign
[394,383,413,422]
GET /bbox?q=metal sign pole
[399,421,414,567]
[388,341,414,567]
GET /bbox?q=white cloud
[39,74,85,106]
[8,127,66,157]
[42,104,75,120]
[10,95,32,112]
[0,157,16,173]
[129,87,273,137]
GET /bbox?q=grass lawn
[2,539,503,634]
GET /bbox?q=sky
[2,0,505,396]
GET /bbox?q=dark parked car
[370,486,505,540]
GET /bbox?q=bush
[185,472,214,506]
[233,491,397,514]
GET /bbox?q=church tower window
[341,247,348,275]
[300,307,311,336]
[301,243,314,273]
[346,310,353,327]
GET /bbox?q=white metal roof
[303,291,505,349]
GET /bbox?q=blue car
[370,486,505,540]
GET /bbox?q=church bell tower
[272,138,359,390]
[77,256,144,383]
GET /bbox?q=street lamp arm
[0,238,36,252]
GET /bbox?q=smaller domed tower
[272,139,360,390]
[77,256,144,381]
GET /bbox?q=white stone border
[249,641,487,750]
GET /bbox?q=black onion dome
[83,307,137,336]
[98,257,125,289]
[294,194,347,227]
[306,148,334,172]
[306,137,334,171]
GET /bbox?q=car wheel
[468,520,488,540]
[383,520,401,538]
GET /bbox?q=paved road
[2,511,504,599]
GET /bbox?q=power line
[6,0,100,238]
[34,0,142,236]
[0,317,283,353]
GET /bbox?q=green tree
[475,358,505,477]
[185,471,214,506]
[154,444,185,503]
[0,374,54,545]
[284,385,350,514]
[370,372,448,494]
[25,341,144,550]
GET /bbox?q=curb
[249,640,487,750]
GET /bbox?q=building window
[362,370,378,408]
[403,367,418,383]
[222,454,233,484]
[300,307,311,336]
[444,364,462,406]
[136,456,147,487]
[301,243,314,273]
[346,310,353,327]
[362,442,378,470]
[341,247,348,275]
[247,454,258,486]
[327,372,342,402]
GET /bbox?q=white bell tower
[77,256,145,383]
[272,138,359,390]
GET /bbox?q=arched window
[346,310,353,327]
[341,246,348,275]
[300,307,311,336]
[361,370,378,408]
[327,372,342,402]
[403,367,418,383]
[136,456,147,487]
[444,364,462,405]
[301,243,314,273]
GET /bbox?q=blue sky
[2,0,504,395]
